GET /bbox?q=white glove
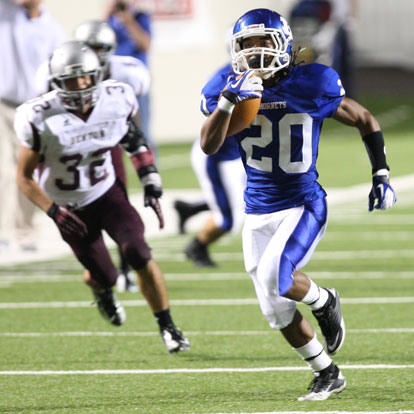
[368,171,397,212]
[224,69,263,103]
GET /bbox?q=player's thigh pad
[94,183,151,269]
[63,230,118,288]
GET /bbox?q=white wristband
[217,96,235,114]
[141,172,162,188]
[373,168,389,178]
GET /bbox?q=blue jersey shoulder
[289,63,345,100]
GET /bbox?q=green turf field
[0,95,413,413]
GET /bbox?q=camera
[115,1,127,12]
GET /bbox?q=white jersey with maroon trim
[108,55,150,97]
[14,79,138,208]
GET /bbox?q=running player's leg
[100,182,190,352]
[61,217,125,326]
[242,199,345,400]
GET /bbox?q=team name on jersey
[260,101,287,110]
[70,128,107,145]
[65,121,113,146]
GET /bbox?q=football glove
[141,172,164,229]
[223,69,263,104]
[47,203,87,237]
[368,174,397,212]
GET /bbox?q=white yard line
[0,296,413,309]
[0,364,413,376]
[326,231,414,240]
[150,249,414,261]
[1,271,413,284]
[1,328,413,338]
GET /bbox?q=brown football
[227,97,261,136]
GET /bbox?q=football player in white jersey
[15,41,190,354]
[35,20,151,292]
[74,20,152,293]
[201,8,396,401]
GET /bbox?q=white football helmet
[231,8,293,79]
[74,20,117,69]
[49,41,103,111]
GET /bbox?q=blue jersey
[200,63,241,162]
[231,63,345,214]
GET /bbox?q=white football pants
[242,199,328,329]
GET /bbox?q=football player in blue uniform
[177,62,246,267]
[200,8,396,401]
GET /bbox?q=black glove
[140,172,164,229]
[47,203,87,237]
[144,184,164,229]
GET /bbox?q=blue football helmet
[231,8,293,79]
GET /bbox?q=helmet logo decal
[280,16,292,37]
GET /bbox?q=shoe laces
[307,365,337,392]
[94,289,117,309]
[163,324,183,341]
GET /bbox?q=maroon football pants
[59,180,151,288]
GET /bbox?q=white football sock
[301,279,329,310]
[293,334,332,372]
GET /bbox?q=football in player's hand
[227,96,261,136]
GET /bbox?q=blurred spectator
[0,0,66,252]
[105,0,154,152]
[289,0,357,97]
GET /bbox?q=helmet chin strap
[256,70,277,80]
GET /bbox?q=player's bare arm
[334,97,396,211]
[16,145,53,213]
[200,109,231,155]
[333,96,380,136]
[16,141,87,237]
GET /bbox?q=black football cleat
[93,288,126,326]
[312,288,345,355]
[298,363,346,401]
[161,324,190,354]
[174,200,194,234]
[173,200,209,234]
[184,238,217,267]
